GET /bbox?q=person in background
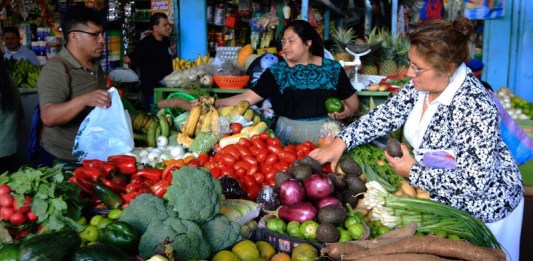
[309,17,523,261]
[0,51,22,173]
[124,12,173,111]
[215,20,359,144]
[38,6,110,166]
[3,26,40,66]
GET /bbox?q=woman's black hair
[286,20,325,58]
[1,52,15,111]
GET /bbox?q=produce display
[5,58,40,89]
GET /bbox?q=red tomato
[230,122,243,134]
[278,150,297,165]
[264,168,277,181]
[203,161,215,170]
[220,166,235,177]
[0,195,14,208]
[266,137,282,147]
[303,141,317,150]
[242,155,258,166]
[252,139,266,150]
[213,143,222,153]
[264,153,279,166]
[274,161,290,172]
[187,159,200,167]
[246,184,261,200]
[255,150,268,163]
[210,168,222,179]
[197,153,209,166]
[242,175,256,188]
[250,134,261,141]
[253,172,265,184]
[246,165,259,176]
[259,132,270,140]
[283,144,297,153]
[0,185,11,196]
[234,161,251,170]
[296,143,312,158]
[238,137,252,147]
[265,178,276,187]
[220,153,237,166]
[222,145,241,160]
[266,145,282,155]
[235,167,247,178]
[260,164,273,175]
[234,144,251,157]
[249,146,261,157]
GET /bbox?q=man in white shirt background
[3,26,40,66]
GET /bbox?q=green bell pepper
[325,97,344,113]
[98,221,139,255]
[0,242,20,261]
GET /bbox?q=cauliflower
[118,193,177,235]
[201,214,243,252]
[138,217,211,260]
[164,167,222,224]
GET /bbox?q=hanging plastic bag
[489,90,533,165]
[72,87,134,161]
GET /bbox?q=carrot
[357,253,455,261]
[341,236,506,261]
[378,221,418,239]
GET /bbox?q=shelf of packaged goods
[153,87,246,105]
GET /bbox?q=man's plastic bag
[72,87,134,161]
[489,90,533,165]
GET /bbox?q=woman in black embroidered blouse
[215,20,360,144]
[310,17,523,261]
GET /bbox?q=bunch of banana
[131,112,171,147]
[6,58,40,88]
[178,96,219,147]
[219,199,260,223]
[217,100,262,125]
[172,54,214,71]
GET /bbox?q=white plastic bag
[72,87,134,161]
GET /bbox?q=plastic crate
[249,228,324,254]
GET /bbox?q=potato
[378,85,388,92]
[368,84,379,91]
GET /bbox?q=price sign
[151,0,170,12]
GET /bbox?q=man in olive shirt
[38,6,110,165]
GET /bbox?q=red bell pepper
[162,164,181,181]
[82,159,116,176]
[74,167,102,182]
[150,179,170,198]
[68,172,95,195]
[121,191,142,204]
[125,182,150,194]
[107,155,137,174]
[101,178,125,193]
[132,168,162,181]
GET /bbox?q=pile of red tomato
[0,184,38,238]
[198,132,318,200]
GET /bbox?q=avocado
[339,157,362,176]
[291,164,313,182]
[386,138,403,158]
[329,172,347,190]
[300,156,323,173]
[274,171,293,187]
[316,222,340,243]
[343,189,361,208]
[317,205,347,226]
[346,175,366,194]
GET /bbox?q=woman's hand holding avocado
[384,143,415,178]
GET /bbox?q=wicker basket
[213,75,250,89]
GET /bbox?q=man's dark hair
[150,12,168,27]
[60,6,104,43]
[3,26,20,38]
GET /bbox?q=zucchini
[72,243,136,261]
[19,229,81,261]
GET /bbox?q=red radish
[10,212,27,226]
[15,229,31,239]
[27,211,38,222]
[317,196,342,209]
[304,173,334,200]
[278,202,317,223]
[13,196,31,213]
[0,207,15,221]
[0,184,11,195]
[279,179,305,205]
[0,194,14,207]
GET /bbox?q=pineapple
[378,29,398,76]
[331,26,356,63]
[360,27,380,75]
[395,35,410,75]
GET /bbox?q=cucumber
[72,243,135,261]
[19,229,81,261]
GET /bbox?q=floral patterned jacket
[338,69,523,223]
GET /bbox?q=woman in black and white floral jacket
[310,17,523,260]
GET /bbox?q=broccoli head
[138,217,211,260]
[201,214,243,252]
[164,166,222,224]
[118,193,177,235]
